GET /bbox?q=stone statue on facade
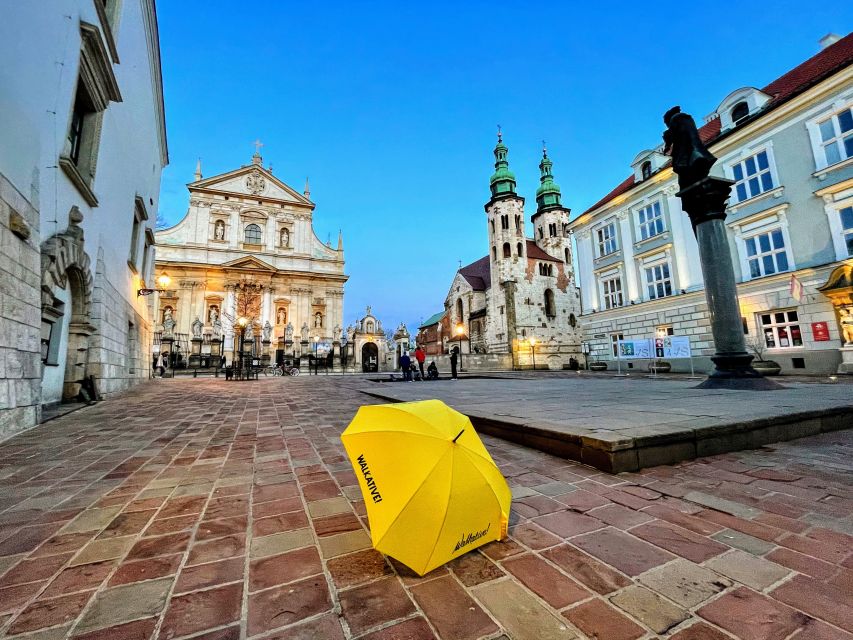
[208,306,219,325]
[346,325,355,341]
[262,321,272,342]
[162,307,176,335]
[301,322,310,339]
[212,316,222,336]
[285,322,294,342]
[333,325,342,342]
[662,106,717,191]
[277,308,286,325]
[840,307,853,346]
[191,316,203,338]
[214,220,225,240]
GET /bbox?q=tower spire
[536,143,562,212]
[337,229,343,251]
[194,158,202,181]
[304,177,310,199]
[489,125,516,199]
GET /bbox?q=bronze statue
[663,106,717,191]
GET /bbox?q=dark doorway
[361,342,378,372]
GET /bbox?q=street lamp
[138,273,171,297]
[455,324,464,372]
[313,335,320,375]
[529,336,537,371]
[237,316,248,375]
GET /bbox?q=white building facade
[570,34,853,375]
[154,152,347,368]
[0,0,167,437]
[442,137,584,370]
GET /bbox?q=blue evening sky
[156,2,852,332]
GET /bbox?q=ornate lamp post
[529,336,537,371]
[455,324,465,372]
[237,316,248,376]
[137,273,171,297]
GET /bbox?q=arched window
[548,264,553,276]
[732,101,749,124]
[538,227,544,239]
[314,312,323,328]
[544,289,556,318]
[456,298,463,322]
[515,215,522,231]
[501,214,509,230]
[492,246,497,260]
[641,161,652,180]
[244,223,262,244]
[366,320,374,333]
[502,243,511,258]
[564,248,570,263]
[517,242,523,257]
[569,313,577,328]
[490,219,495,234]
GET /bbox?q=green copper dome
[489,130,516,198]
[536,146,562,212]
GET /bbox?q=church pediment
[220,255,277,272]
[190,165,312,206]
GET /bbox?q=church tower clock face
[246,170,266,195]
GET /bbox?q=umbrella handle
[452,429,464,443]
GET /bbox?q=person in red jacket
[414,345,426,381]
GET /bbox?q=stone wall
[422,353,514,374]
[0,174,42,438]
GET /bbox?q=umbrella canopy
[341,399,511,576]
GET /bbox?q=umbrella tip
[452,429,464,443]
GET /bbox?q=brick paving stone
[143,515,196,537]
[562,598,645,640]
[447,551,504,586]
[764,547,838,580]
[253,512,309,537]
[306,496,350,518]
[771,574,853,632]
[358,617,436,640]
[778,533,851,564]
[70,617,157,640]
[61,508,123,534]
[8,591,94,634]
[668,621,737,639]
[587,503,653,529]
[317,528,372,558]
[610,584,689,635]
[311,512,363,537]
[541,544,631,594]
[250,528,314,558]
[69,536,136,566]
[75,577,172,634]
[502,553,590,609]
[186,533,245,565]
[633,520,729,563]
[159,583,243,639]
[0,580,48,613]
[326,548,392,589]
[409,574,498,640]
[711,528,776,555]
[174,556,245,594]
[97,511,156,539]
[248,575,332,636]
[0,553,72,587]
[249,546,322,591]
[108,554,182,587]
[32,532,96,557]
[509,522,562,549]
[513,495,565,519]
[196,516,248,541]
[698,586,810,640]
[642,504,724,535]
[338,575,417,636]
[41,561,114,598]
[790,619,853,640]
[125,532,191,561]
[533,510,605,538]
[257,613,345,639]
[704,550,790,590]
[555,490,613,512]
[473,579,578,640]
[572,527,675,576]
[637,559,731,609]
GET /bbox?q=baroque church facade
[438,135,584,369]
[153,149,347,366]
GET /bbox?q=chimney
[819,33,841,50]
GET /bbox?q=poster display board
[617,339,653,359]
[618,337,692,359]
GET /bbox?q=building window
[610,332,624,357]
[731,101,749,124]
[745,228,789,278]
[656,325,674,338]
[544,289,556,318]
[141,230,155,284]
[564,248,570,263]
[538,263,554,276]
[492,246,497,260]
[645,262,672,300]
[244,223,262,244]
[548,223,557,237]
[515,215,522,231]
[600,276,623,310]
[731,150,774,202]
[637,201,664,240]
[840,205,853,256]
[503,243,511,258]
[817,106,853,167]
[641,161,652,180]
[128,197,148,270]
[596,222,617,257]
[456,298,463,322]
[517,242,523,256]
[490,219,495,234]
[501,214,509,230]
[538,227,544,239]
[760,310,802,349]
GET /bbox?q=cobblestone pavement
[0,378,851,640]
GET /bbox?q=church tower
[532,145,573,267]
[484,130,526,353]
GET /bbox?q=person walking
[450,346,459,381]
[400,351,412,382]
[414,345,426,381]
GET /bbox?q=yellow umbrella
[341,399,512,576]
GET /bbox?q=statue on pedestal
[191,317,203,338]
[301,322,310,339]
[663,106,717,191]
[334,325,342,342]
[262,321,272,342]
[840,307,853,346]
[285,322,294,342]
[162,307,176,335]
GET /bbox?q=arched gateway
[361,342,378,372]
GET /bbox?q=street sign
[812,321,830,341]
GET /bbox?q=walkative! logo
[453,524,490,552]
[357,454,382,503]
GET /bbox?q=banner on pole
[618,336,692,359]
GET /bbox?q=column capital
[676,177,734,232]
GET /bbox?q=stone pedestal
[160,335,174,376]
[839,346,853,374]
[261,339,271,366]
[678,177,782,390]
[189,337,203,367]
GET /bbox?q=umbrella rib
[372,446,453,551]
[343,428,452,443]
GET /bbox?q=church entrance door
[361,342,378,373]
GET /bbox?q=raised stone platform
[360,376,853,472]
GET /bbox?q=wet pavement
[0,377,850,639]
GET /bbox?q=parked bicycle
[262,364,300,377]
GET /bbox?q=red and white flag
[789,273,805,302]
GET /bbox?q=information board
[617,339,653,359]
